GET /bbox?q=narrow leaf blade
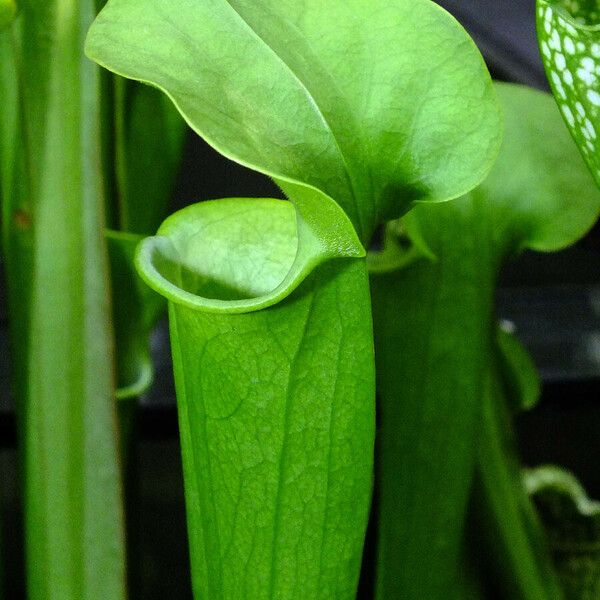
[13,1,127,597]
[106,230,165,399]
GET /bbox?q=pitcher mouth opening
[135,198,307,314]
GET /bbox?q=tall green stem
[1,1,127,598]
[371,80,600,599]
[370,195,495,600]
[471,367,562,600]
[0,20,31,419]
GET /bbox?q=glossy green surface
[370,82,600,600]
[537,0,600,188]
[172,264,374,599]
[137,198,363,313]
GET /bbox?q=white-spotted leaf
[537,0,600,187]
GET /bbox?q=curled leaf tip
[135,197,363,314]
[526,465,600,598]
[106,230,166,399]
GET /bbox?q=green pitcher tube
[136,197,375,599]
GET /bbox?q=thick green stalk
[12,1,126,598]
[0,22,32,417]
[471,369,563,599]
[370,82,600,598]
[371,207,562,600]
[370,195,495,599]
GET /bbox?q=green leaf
[370,82,598,599]
[95,76,185,405]
[137,197,374,599]
[137,197,363,311]
[106,230,165,399]
[370,195,495,600]
[113,78,187,234]
[86,0,501,243]
[88,2,503,596]
[0,22,33,415]
[526,466,600,600]
[1,2,126,598]
[495,321,541,413]
[537,0,600,188]
[107,230,165,472]
[474,82,600,258]
[0,0,16,30]
[470,374,562,600]
[104,79,185,399]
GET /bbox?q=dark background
[1,1,599,598]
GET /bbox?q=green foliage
[136,198,363,313]
[136,198,373,599]
[87,0,502,597]
[370,82,600,599]
[0,0,15,30]
[370,194,495,599]
[86,0,502,243]
[496,321,541,413]
[113,79,187,235]
[107,231,165,399]
[526,466,600,600]
[469,83,600,257]
[1,0,184,596]
[0,1,126,598]
[107,80,186,400]
[0,25,31,412]
[537,0,600,188]
[5,0,593,598]
[472,374,561,600]
[2,7,185,598]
